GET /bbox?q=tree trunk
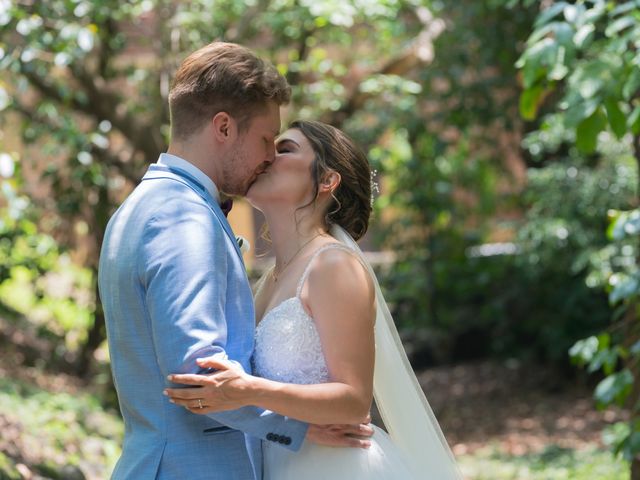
[75,272,105,377]
[630,134,640,480]
[632,458,640,480]
[75,176,112,377]
[635,134,640,206]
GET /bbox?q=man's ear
[319,171,341,193]
[212,112,236,143]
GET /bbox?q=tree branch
[324,8,445,128]
[286,27,315,86]
[70,64,165,161]
[97,17,117,79]
[19,56,164,164]
[11,97,140,184]
[227,0,273,42]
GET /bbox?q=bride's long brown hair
[289,120,372,241]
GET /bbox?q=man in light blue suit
[99,42,360,480]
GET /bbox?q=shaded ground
[416,360,627,457]
[0,312,628,478]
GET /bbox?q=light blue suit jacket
[99,163,308,479]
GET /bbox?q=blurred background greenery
[1,0,639,478]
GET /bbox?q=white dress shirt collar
[157,152,220,204]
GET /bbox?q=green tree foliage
[517,1,640,476]
[0,156,58,284]
[0,0,443,374]
[369,0,547,363]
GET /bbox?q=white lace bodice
[253,244,356,385]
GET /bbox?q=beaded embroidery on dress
[253,297,329,385]
[252,245,341,385]
[253,243,419,480]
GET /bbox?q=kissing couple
[99,41,461,479]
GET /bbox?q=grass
[458,444,629,480]
[0,375,122,480]
[0,371,630,480]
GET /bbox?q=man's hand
[306,415,374,449]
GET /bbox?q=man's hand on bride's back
[306,415,374,449]
[164,356,253,414]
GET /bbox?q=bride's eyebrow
[275,138,300,148]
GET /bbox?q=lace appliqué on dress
[253,244,359,385]
[253,297,330,385]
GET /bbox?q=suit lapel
[142,165,244,262]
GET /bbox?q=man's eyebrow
[275,138,300,147]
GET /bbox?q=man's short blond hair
[169,42,291,140]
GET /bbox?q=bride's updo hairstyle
[290,120,372,241]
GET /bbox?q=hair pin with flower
[370,169,380,207]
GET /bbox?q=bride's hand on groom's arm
[306,415,374,449]
[164,357,256,414]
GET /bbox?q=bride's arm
[252,250,376,424]
[165,250,376,425]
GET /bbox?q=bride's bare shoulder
[302,246,375,317]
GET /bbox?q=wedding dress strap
[295,243,357,298]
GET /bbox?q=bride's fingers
[163,387,205,400]
[168,396,228,411]
[167,373,210,385]
[328,423,374,438]
[347,437,372,449]
[186,405,233,414]
[356,424,374,437]
[196,357,231,370]
[328,433,372,449]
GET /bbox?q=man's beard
[221,148,253,196]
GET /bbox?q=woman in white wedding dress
[166,120,461,479]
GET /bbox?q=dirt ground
[0,312,627,465]
[415,360,627,456]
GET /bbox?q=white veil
[331,224,463,479]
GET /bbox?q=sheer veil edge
[331,225,463,480]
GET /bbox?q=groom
[99,42,370,480]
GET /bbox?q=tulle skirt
[263,426,419,479]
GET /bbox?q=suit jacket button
[284,437,291,445]
[266,433,275,441]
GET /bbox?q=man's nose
[266,144,276,163]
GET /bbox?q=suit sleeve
[140,196,308,450]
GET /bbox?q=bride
[165,120,461,479]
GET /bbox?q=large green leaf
[594,369,634,408]
[612,1,640,17]
[629,106,640,135]
[605,16,636,37]
[519,85,544,120]
[517,37,558,88]
[610,274,640,305]
[623,68,640,100]
[608,209,640,240]
[569,335,599,365]
[564,97,599,127]
[573,23,595,48]
[534,2,568,28]
[621,431,640,462]
[575,107,607,153]
[604,99,627,139]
